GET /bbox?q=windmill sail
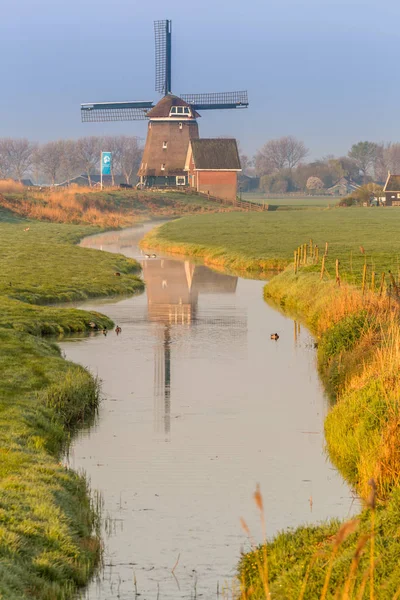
[180,91,248,110]
[154,20,172,95]
[81,101,154,122]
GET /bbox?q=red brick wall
[197,171,238,202]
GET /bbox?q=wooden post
[325,241,329,256]
[294,250,297,274]
[299,245,303,263]
[309,238,313,255]
[314,245,319,264]
[362,262,367,295]
[371,271,375,293]
[389,271,398,296]
[320,255,325,280]
[304,244,307,265]
[350,250,353,274]
[335,259,340,286]
[379,272,385,297]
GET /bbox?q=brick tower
[138,95,199,187]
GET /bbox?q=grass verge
[237,270,400,598]
[143,212,400,597]
[141,209,400,280]
[0,180,240,227]
[0,216,144,599]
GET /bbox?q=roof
[190,138,241,170]
[383,174,400,192]
[147,94,200,119]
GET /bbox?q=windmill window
[177,106,184,114]
[163,141,168,149]
[179,122,183,130]
[176,176,186,186]
[161,163,166,171]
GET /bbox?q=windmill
[81,20,248,188]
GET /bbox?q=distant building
[185,138,242,203]
[327,177,360,196]
[383,173,400,206]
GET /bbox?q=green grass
[143,210,400,597]
[0,216,144,599]
[142,209,400,283]
[242,193,335,208]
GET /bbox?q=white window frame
[161,163,165,171]
[176,176,186,186]
[179,122,183,130]
[163,141,168,149]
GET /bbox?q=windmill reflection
[142,258,238,438]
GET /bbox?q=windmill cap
[147,94,200,118]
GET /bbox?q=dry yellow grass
[0,182,135,227]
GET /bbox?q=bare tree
[34,141,65,185]
[60,140,82,184]
[0,138,36,181]
[120,137,143,184]
[374,143,400,182]
[0,139,12,178]
[254,136,308,175]
[76,137,101,186]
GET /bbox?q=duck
[145,254,151,258]
[102,328,108,336]
[151,253,157,258]
[270,333,279,340]
[89,321,97,329]
[115,325,122,335]
[114,271,121,276]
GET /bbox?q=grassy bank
[0,215,144,599]
[0,180,239,227]
[237,271,400,598]
[141,210,400,280]
[143,212,400,597]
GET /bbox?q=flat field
[144,208,400,285]
[0,214,144,599]
[242,193,335,208]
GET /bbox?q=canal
[61,222,355,599]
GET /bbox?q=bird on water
[270,333,279,340]
[115,326,122,335]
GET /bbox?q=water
[61,223,356,600]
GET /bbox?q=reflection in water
[61,225,357,600]
[144,259,239,438]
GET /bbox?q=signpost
[100,151,112,189]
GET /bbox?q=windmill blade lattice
[154,20,172,95]
[180,91,249,110]
[81,101,153,122]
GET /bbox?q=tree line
[0,136,143,186]
[243,137,400,193]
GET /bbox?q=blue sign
[101,152,112,175]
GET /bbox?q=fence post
[362,262,367,295]
[335,259,340,286]
[389,271,398,296]
[371,271,375,293]
[325,241,329,256]
[320,255,325,280]
[294,250,297,274]
[379,272,385,297]
[304,244,307,265]
[314,245,319,264]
